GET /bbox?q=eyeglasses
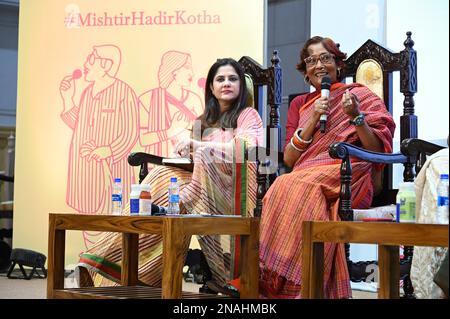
[86,52,112,66]
[304,53,335,67]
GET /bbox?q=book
[162,157,194,172]
[162,157,192,165]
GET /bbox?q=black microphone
[320,76,331,133]
[151,203,167,216]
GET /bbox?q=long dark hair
[296,36,347,81]
[200,58,248,132]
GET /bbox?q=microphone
[320,76,331,133]
[151,203,167,216]
[72,69,82,80]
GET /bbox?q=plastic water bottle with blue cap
[111,178,122,215]
[436,174,449,224]
[167,177,180,215]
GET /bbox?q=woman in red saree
[259,36,395,298]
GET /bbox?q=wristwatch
[349,113,365,126]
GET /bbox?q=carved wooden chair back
[342,31,417,207]
[238,51,283,217]
[333,32,418,297]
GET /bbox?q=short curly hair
[296,36,347,81]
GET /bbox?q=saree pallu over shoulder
[259,83,395,299]
[294,83,395,171]
[78,107,263,287]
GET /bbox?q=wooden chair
[127,51,283,294]
[129,51,283,216]
[328,32,445,298]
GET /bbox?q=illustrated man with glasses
[59,44,139,248]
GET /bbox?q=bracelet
[290,137,306,152]
[294,128,312,144]
[290,128,312,151]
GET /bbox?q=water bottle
[139,184,152,216]
[167,177,180,215]
[396,182,415,223]
[436,174,449,224]
[129,184,140,216]
[111,178,122,215]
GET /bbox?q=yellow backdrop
[14,0,265,266]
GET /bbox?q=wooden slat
[122,233,139,286]
[47,214,65,299]
[161,218,185,298]
[301,220,313,299]
[54,286,230,299]
[310,221,449,247]
[240,217,259,298]
[52,213,163,233]
[309,242,324,299]
[302,222,325,299]
[378,244,400,299]
[180,217,252,235]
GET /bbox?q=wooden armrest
[128,152,164,167]
[400,138,446,156]
[329,142,408,164]
[400,138,446,175]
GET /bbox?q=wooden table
[301,221,449,299]
[47,213,259,299]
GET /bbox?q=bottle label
[437,196,449,207]
[139,198,153,215]
[169,194,180,203]
[397,193,415,222]
[112,194,122,202]
[130,198,139,215]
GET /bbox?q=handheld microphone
[320,76,331,133]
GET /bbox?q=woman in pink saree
[77,58,263,289]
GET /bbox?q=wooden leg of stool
[78,266,94,287]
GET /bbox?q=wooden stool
[301,221,448,299]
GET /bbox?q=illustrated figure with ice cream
[59,44,139,248]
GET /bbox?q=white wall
[387,0,449,144]
[311,0,449,263]
[312,0,449,145]
[387,0,449,189]
[311,0,386,55]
